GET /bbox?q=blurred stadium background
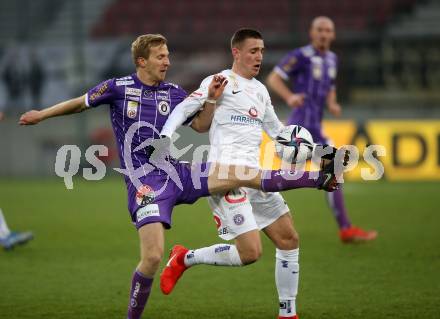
[0,1,439,318]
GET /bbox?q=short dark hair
[231,28,263,49]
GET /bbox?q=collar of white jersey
[226,69,255,83]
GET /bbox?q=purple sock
[260,169,320,192]
[326,187,351,229]
[127,270,154,319]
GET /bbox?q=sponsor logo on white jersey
[229,114,262,126]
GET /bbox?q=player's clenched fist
[286,93,306,108]
[207,74,228,101]
[19,110,43,125]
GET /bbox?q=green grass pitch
[0,179,439,318]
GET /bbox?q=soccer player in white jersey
[160,29,303,319]
[0,115,33,251]
[0,208,33,250]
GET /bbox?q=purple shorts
[307,127,328,145]
[125,162,211,229]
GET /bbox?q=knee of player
[277,231,300,250]
[239,247,262,265]
[140,250,164,269]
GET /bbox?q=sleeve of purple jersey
[273,50,303,81]
[85,78,116,107]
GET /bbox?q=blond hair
[131,34,167,67]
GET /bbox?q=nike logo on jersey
[232,90,242,94]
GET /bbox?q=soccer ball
[275,125,314,163]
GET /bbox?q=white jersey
[161,69,284,167]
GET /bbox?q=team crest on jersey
[136,185,155,206]
[127,101,138,118]
[248,106,258,118]
[157,101,170,115]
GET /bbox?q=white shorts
[207,188,290,240]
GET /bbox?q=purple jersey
[85,73,209,229]
[274,45,337,142]
[86,73,187,177]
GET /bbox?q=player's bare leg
[234,230,262,264]
[263,213,300,319]
[127,222,164,319]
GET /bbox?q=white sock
[184,244,243,267]
[0,208,11,239]
[276,248,299,317]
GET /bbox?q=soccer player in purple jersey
[267,17,377,243]
[19,34,338,318]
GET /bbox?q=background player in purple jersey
[267,17,377,243]
[19,34,339,318]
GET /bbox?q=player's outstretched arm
[190,74,228,133]
[161,74,227,137]
[326,88,341,117]
[19,95,87,125]
[266,71,305,108]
